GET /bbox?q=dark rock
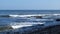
[32,16,42,19]
[56,19,60,21]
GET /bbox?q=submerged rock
[31,16,42,19]
[56,19,60,21]
[0,26,13,32]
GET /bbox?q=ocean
[0,10,60,15]
[0,10,60,26]
[0,10,60,34]
[0,10,59,25]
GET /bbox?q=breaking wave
[0,14,60,18]
[10,22,45,29]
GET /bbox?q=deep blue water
[0,10,60,15]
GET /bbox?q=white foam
[11,25,32,29]
[9,14,45,17]
[9,14,60,17]
[10,22,45,29]
[53,14,60,15]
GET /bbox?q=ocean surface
[0,10,60,34]
[0,10,60,15]
[0,10,60,25]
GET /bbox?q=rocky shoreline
[0,26,13,32]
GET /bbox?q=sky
[0,0,60,10]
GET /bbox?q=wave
[10,22,45,29]
[9,14,60,17]
[9,14,43,17]
[0,14,60,18]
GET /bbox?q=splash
[10,22,45,29]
